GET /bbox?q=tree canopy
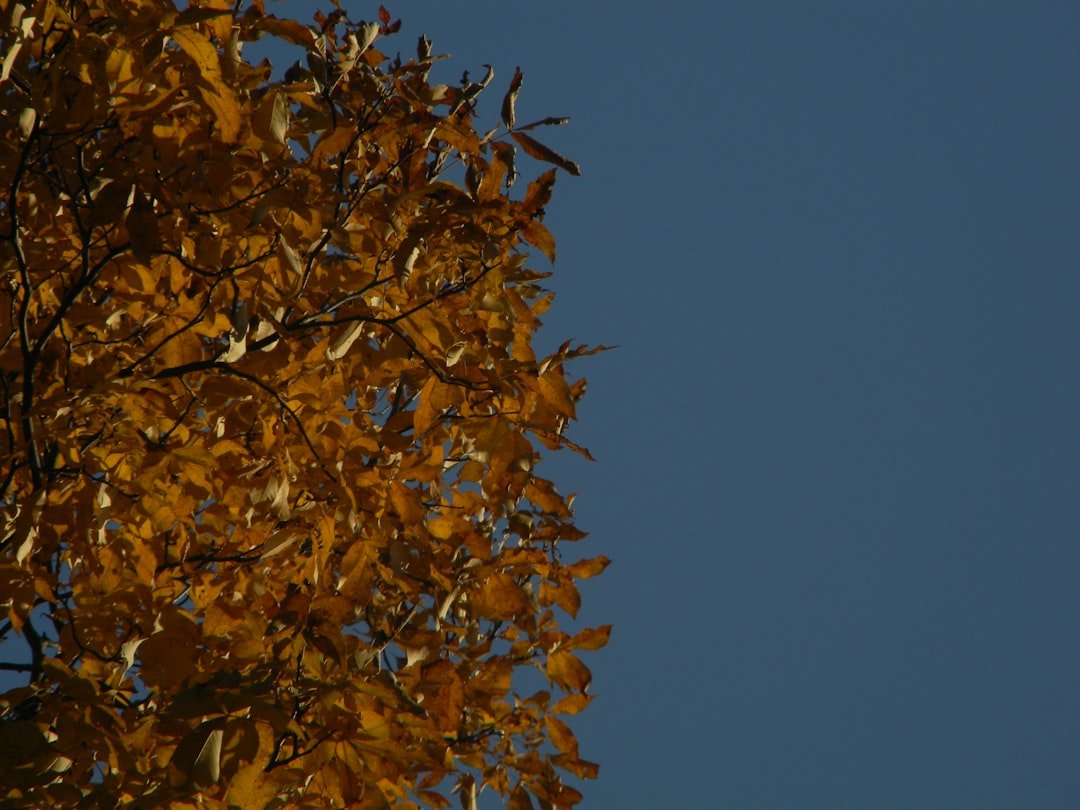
[0,2,608,807]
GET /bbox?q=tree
[0,2,609,807]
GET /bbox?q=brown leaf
[508,784,535,810]
[175,7,234,28]
[522,169,557,214]
[501,66,523,130]
[255,15,316,48]
[514,116,571,132]
[510,131,581,176]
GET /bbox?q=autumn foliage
[0,1,608,807]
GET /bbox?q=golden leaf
[170,27,225,82]
[567,625,612,652]
[0,4,604,806]
[521,220,556,263]
[172,28,241,142]
[252,89,289,145]
[549,693,593,716]
[545,715,579,757]
[475,572,531,620]
[567,556,611,579]
[546,650,591,693]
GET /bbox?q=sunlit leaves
[170,26,241,142]
[546,651,592,694]
[0,2,605,808]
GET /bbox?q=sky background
[351,3,1080,807]
[3,2,1076,808]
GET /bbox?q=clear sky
[5,3,1077,807]
[371,3,1080,807]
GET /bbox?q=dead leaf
[510,131,581,176]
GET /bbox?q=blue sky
[371,3,1080,807]
[4,3,1076,807]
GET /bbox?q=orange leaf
[567,556,610,579]
[521,220,556,263]
[567,625,611,652]
[5,6,607,804]
[545,715,579,757]
[475,572,531,620]
[390,482,423,525]
[547,650,591,693]
[537,367,576,418]
[550,693,594,716]
[541,579,580,618]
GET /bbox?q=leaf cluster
[0,1,608,808]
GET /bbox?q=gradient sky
[5,3,1077,807]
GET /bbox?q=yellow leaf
[227,759,280,808]
[196,84,241,143]
[426,516,461,541]
[360,709,391,739]
[171,28,241,141]
[407,376,435,437]
[537,367,575,419]
[170,27,224,82]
